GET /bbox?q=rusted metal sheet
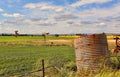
[74,33,109,70]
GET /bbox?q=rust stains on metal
[74,33,109,70]
[111,37,120,53]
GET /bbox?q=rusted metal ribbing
[74,33,109,70]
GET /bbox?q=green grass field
[0,36,120,77]
[0,45,75,76]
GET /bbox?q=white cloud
[71,0,111,7]
[24,3,63,12]
[91,5,120,17]
[55,13,78,21]
[1,1,120,34]
[0,8,4,12]
[71,3,120,19]
[21,2,120,33]
[96,22,107,27]
[24,3,36,9]
[0,22,2,25]
[5,27,17,32]
[2,13,24,18]
[40,4,63,12]
[23,18,56,26]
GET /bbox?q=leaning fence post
[42,59,45,77]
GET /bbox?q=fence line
[3,59,50,77]
[2,55,120,77]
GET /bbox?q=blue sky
[0,0,120,34]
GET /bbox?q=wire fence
[2,59,62,77]
[2,59,46,77]
[1,53,120,77]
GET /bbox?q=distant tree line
[0,33,39,36]
[0,33,120,36]
[0,33,73,36]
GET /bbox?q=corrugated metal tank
[74,33,108,70]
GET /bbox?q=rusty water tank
[74,33,109,70]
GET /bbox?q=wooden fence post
[42,59,45,77]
